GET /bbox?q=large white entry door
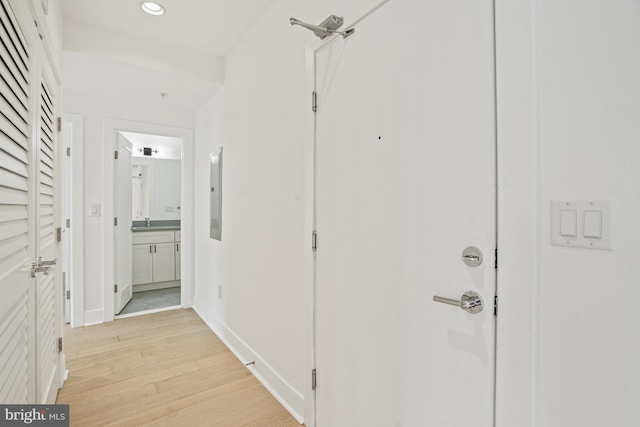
[314,1,496,425]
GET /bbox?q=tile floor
[118,287,181,315]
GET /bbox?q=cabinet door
[153,242,176,283]
[175,242,181,280]
[132,245,153,285]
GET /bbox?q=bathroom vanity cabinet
[132,230,180,287]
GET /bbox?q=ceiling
[60,0,277,118]
[61,0,275,58]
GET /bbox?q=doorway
[102,118,195,324]
[310,0,497,425]
[114,131,183,318]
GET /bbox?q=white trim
[194,302,304,424]
[302,2,396,426]
[83,308,104,326]
[62,113,85,328]
[494,0,538,426]
[132,280,180,293]
[302,43,316,427]
[114,304,181,320]
[102,119,194,323]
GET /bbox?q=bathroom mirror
[132,157,181,220]
[123,131,182,221]
[210,147,223,240]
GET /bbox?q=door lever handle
[433,291,483,314]
[30,263,54,278]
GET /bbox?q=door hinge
[66,290,70,300]
[66,147,70,156]
[114,217,118,226]
[494,295,498,316]
[66,218,70,228]
[114,150,118,159]
[311,369,317,390]
[56,117,62,132]
[56,227,62,242]
[312,231,317,252]
[495,248,498,269]
[58,337,63,353]
[114,284,118,293]
[312,91,317,112]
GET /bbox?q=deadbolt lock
[462,246,483,267]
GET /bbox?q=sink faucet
[145,217,151,227]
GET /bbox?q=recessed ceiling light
[140,1,165,16]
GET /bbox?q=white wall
[535,1,640,425]
[62,50,205,323]
[497,1,640,426]
[192,4,308,413]
[194,0,640,425]
[193,0,395,421]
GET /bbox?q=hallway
[56,309,300,426]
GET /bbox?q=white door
[0,0,62,404]
[36,55,62,404]
[0,0,36,403]
[114,134,133,314]
[314,1,496,425]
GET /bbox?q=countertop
[131,225,181,232]
[131,220,180,232]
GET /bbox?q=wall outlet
[218,285,222,299]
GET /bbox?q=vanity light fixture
[139,147,159,156]
[140,1,165,16]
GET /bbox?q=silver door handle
[433,291,483,314]
[30,261,55,278]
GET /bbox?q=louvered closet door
[0,0,61,405]
[36,61,60,404]
[0,0,35,404]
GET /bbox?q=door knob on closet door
[433,291,483,314]
[30,258,56,278]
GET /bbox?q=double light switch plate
[550,200,613,250]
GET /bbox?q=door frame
[113,133,133,314]
[103,119,194,322]
[61,113,85,328]
[493,0,537,425]
[302,0,502,425]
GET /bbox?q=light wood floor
[56,308,302,427]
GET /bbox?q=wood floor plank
[56,309,302,426]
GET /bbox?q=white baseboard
[115,304,181,320]
[133,280,180,292]
[84,309,104,326]
[193,301,304,424]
